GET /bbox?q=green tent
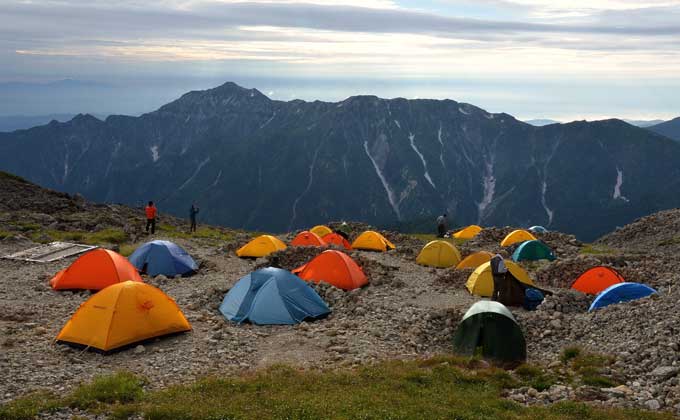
[512,240,555,262]
[452,301,526,364]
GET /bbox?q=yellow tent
[56,281,191,351]
[416,240,461,268]
[466,260,534,297]
[456,251,494,270]
[236,235,287,257]
[352,230,396,252]
[453,225,482,240]
[500,230,537,247]
[310,225,333,237]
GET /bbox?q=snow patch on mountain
[179,157,210,190]
[364,140,401,220]
[477,158,496,223]
[437,124,446,169]
[150,145,160,162]
[289,143,322,229]
[394,120,401,129]
[614,167,630,202]
[541,181,554,225]
[459,106,470,115]
[409,133,436,189]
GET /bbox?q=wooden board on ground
[1,242,97,262]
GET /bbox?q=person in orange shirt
[145,201,157,234]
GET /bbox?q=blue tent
[589,282,657,311]
[220,267,330,325]
[529,226,548,233]
[512,240,556,262]
[128,240,198,277]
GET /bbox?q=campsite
[0,173,679,419]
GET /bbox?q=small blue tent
[220,267,330,325]
[128,240,198,277]
[589,282,657,311]
[529,226,548,233]
[512,240,556,262]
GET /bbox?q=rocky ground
[1,173,679,417]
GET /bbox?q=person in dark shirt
[190,203,200,233]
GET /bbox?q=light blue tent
[220,267,330,325]
[529,226,548,233]
[128,240,198,277]
[589,282,657,311]
[512,240,556,262]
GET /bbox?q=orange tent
[292,250,367,290]
[322,232,352,250]
[456,251,494,270]
[571,266,625,294]
[500,230,537,247]
[291,231,327,247]
[56,281,191,351]
[50,249,143,291]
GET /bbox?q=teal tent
[452,301,526,364]
[512,240,555,262]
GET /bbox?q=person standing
[190,203,200,233]
[436,213,448,238]
[145,201,157,234]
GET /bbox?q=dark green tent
[452,301,526,364]
[511,240,555,262]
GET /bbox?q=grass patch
[658,236,680,247]
[157,224,234,242]
[67,372,145,409]
[0,230,12,240]
[580,244,615,255]
[0,391,60,420]
[560,346,582,364]
[118,243,137,257]
[1,358,672,420]
[515,364,557,391]
[30,228,128,245]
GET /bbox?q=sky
[1,0,679,121]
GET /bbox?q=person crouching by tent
[436,213,448,238]
[145,201,157,234]
[190,202,200,233]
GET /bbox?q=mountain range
[1,82,680,241]
[648,117,680,142]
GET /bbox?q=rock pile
[598,208,680,252]
[436,268,473,287]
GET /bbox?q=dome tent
[310,225,333,237]
[452,301,526,364]
[453,225,482,240]
[321,232,352,250]
[571,266,625,294]
[128,240,198,277]
[529,225,548,233]
[512,240,555,262]
[293,250,367,290]
[466,260,533,297]
[220,268,330,325]
[500,230,537,247]
[236,235,287,258]
[588,282,657,311]
[456,251,494,270]
[50,249,142,290]
[291,231,327,247]
[56,281,191,351]
[416,240,462,268]
[351,231,395,252]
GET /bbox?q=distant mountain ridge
[648,117,680,142]
[1,82,680,241]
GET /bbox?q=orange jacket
[145,205,157,219]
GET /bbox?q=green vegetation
[580,244,615,255]
[30,228,128,245]
[157,223,234,242]
[561,347,618,388]
[0,230,11,240]
[1,358,671,420]
[515,364,557,391]
[0,171,28,183]
[67,372,145,409]
[658,236,680,247]
[118,243,137,257]
[560,346,582,364]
